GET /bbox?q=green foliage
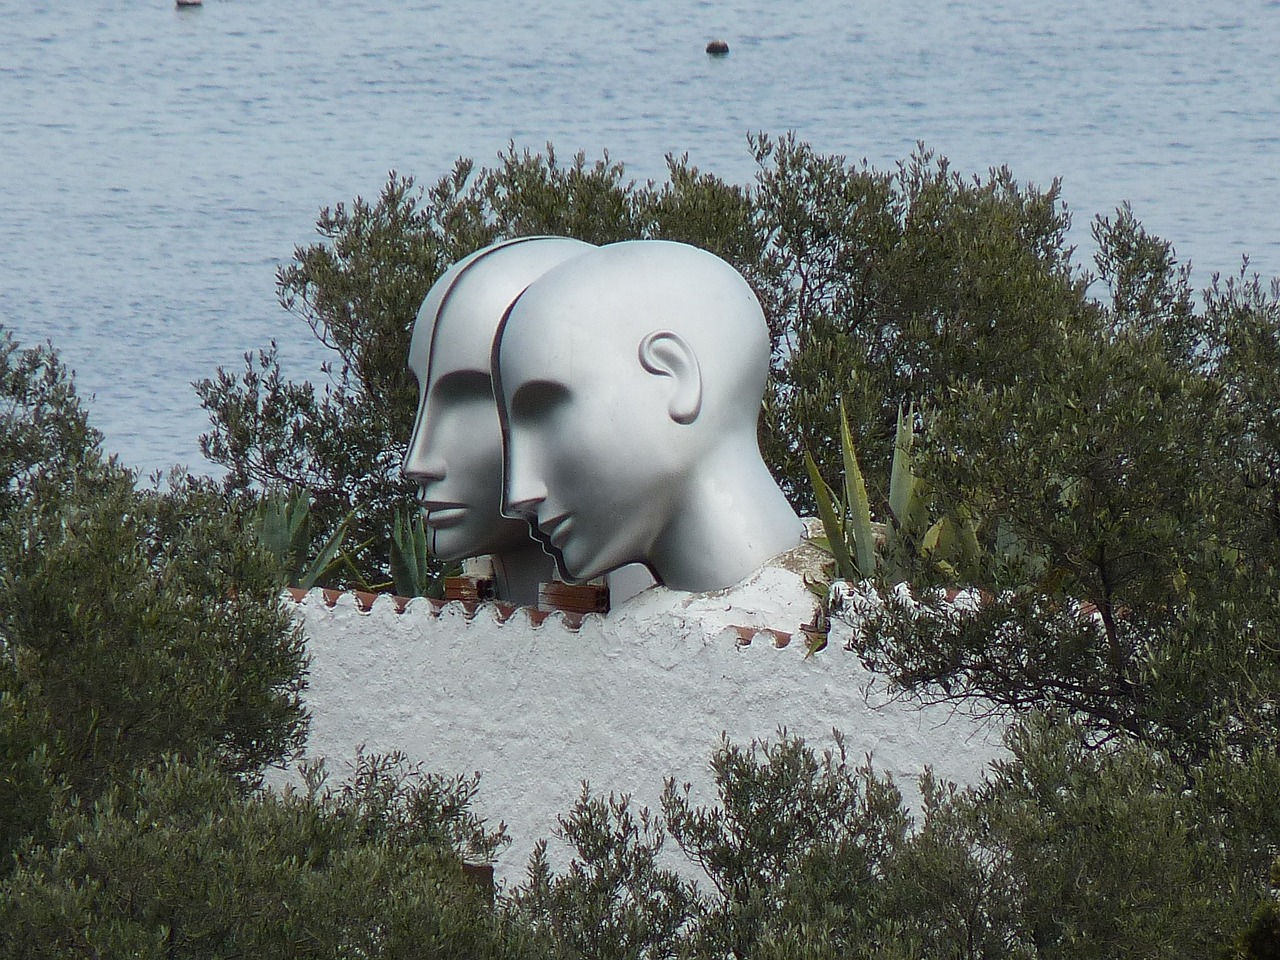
[0,328,307,875]
[972,715,1231,960]
[1234,902,1280,960]
[757,134,1087,512]
[194,170,447,590]
[513,789,695,960]
[1201,268,1280,562]
[7,721,1263,959]
[1229,856,1280,960]
[842,207,1280,765]
[253,489,354,590]
[389,507,438,598]
[0,331,115,510]
[664,732,912,959]
[807,402,980,587]
[511,730,917,960]
[511,723,1274,960]
[0,753,543,959]
[0,472,307,794]
[1092,203,1198,364]
[478,143,642,244]
[806,400,876,579]
[0,328,543,957]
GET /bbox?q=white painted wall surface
[289,564,1005,888]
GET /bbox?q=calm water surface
[2,0,1278,475]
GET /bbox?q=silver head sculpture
[401,236,595,605]
[494,240,803,593]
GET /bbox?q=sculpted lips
[538,513,573,549]
[421,501,468,527]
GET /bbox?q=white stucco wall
[288,556,1006,888]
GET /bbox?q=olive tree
[0,753,546,959]
[754,134,1090,511]
[842,210,1280,768]
[0,328,307,873]
[509,722,1271,960]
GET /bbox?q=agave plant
[804,402,981,586]
[388,508,436,598]
[254,491,353,590]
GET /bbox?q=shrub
[0,753,544,959]
[756,135,1089,512]
[0,328,307,873]
[839,211,1280,766]
[510,722,1273,960]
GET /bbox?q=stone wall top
[284,570,1006,888]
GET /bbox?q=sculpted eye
[510,380,570,423]
[430,370,493,403]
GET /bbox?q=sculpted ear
[638,331,702,425]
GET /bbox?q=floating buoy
[705,39,729,56]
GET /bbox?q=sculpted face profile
[401,236,595,605]
[494,240,803,594]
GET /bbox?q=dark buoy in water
[705,39,729,56]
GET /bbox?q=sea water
[1,0,1277,475]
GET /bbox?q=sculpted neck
[649,439,802,593]
[491,541,557,607]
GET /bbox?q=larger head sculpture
[494,240,802,593]
[401,236,595,604]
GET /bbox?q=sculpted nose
[501,426,549,518]
[401,409,446,483]
[502,469,547,520]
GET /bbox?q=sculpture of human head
[401,236,595,566]
[494,240,802,593]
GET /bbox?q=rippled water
[2,0,1277,475]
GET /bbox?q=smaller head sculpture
[494,240,802,593]
[401,236,595,565]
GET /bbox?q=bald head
[402,236,594,564]
[496,240,770,436]
[494,241,797,589]
[409,236,596,391]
